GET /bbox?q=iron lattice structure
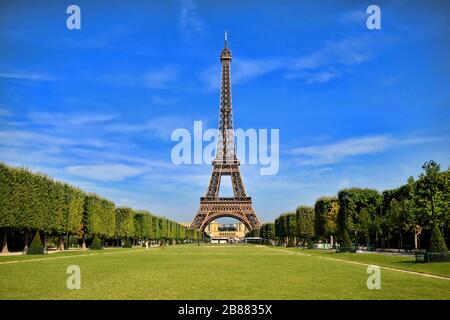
[191,33,261,232]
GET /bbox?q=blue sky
[0,0,449,223]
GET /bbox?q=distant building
[180,220,248,242]
[205,220,247,241]
[180,222,192,228]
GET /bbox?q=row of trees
[260,161,449,252]
[0,163,203,253]
[247,222,275,243]
[272,206,315,247]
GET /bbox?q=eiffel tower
[191,32,261,232]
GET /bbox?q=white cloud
[338,178,351,189]
[153,95,180,105]
[0,130,110,148]
[285,70,340,84]
[287,37,370,82]
[307,71,339,84]
[338,9,367,24]
[0,108,12,117]
[199,65,220,90]
[104,115,203,139]
[289,135,447,165]
[0,72,56,81]
[69,148,174,169]
[233,59,283,84]
[179,0,204,39]
[321,37,371,66]
[0,146,71,166]
[143,66,178,89]
[200,58,283,90]
[200,36,371,87]
[27,112,117,126]
[65,164,144,182]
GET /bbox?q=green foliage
[296,206,315,241]
[271,162,450,251]
[413,161,450,228]
[337,188,381,245]
[0,162,194,249]
[429,224,448,253]
[152,216,160,240]
[84,195,115,238]
[273,207,315,245]
[342,229,352,247]
[0,163,84,235]
[158,217,169,240]
[260,223,275,243]
[122,238,133,248]
[27,231,45,255]
[274,215,286,242]
[115,207,135,239]
[247,228,260,238]
[314,197,339,240]
[285,212,297,244]
[90,235,103,250]
[0,163,16,229]
[133,211,147,240]
[275,212,296,244]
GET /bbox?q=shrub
[90,235,103,250]
[429,224,448,253]
[342,229,352,247]
[27,231,45,255]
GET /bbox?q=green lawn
[287,248,450,278]
[0,245,449,300]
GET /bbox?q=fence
[415,251,450,263]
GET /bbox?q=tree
[115,207,135,246]
[0,163,85,252]
[260,223,275,244]
[0,163,16,252]
[314,197,339,246]
[337,188,381,247]
[274,213,294,245]
[274,215,285,244]
[429,223,448,253]
[285,213,296,246]
[0,162,188,253]
[408,161,450,249]
[152,217,160,242]
[133,211,147,244]
[82,195,115,249]
[296,206,314,246]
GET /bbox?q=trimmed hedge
[0,163,84,235]
[0,162,202,252]
[27,232,45,255]
[90,235,103,250]
[84,194,115,239]
[430,224,448,253]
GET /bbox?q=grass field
[0,245,449,300]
